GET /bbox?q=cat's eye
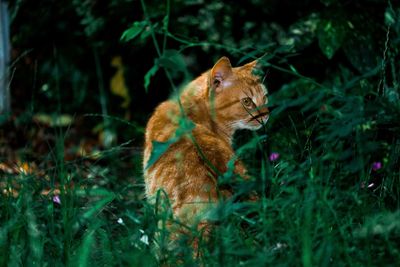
[241,97,253,107]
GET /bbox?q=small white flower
[368,183,375,188]
[117,218,124,224]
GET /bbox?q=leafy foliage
[2,0,400,266]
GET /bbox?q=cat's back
[145,101,179,142]
[142,97,217,208]
[143,100,180,166]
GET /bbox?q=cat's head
[207,56,269,131]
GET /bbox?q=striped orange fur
[143,56,269,231]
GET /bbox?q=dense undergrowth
[1,0,400,266]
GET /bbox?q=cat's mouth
[248,112,269,122]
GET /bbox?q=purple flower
[269,152,280,162]
[53,195,61,204]
[372,162,382,171]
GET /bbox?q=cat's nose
[258,106,269,114]
[249,106,270,123]
[258,107,269,123]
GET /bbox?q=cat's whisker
[262,69,269,84]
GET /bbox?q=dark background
[7,0,395,136]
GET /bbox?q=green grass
[2,49,399,267]
[1,99,399,266]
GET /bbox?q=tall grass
[1,71,400,266]
[2,118,398,266]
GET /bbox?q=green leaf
[288,13,319,51]
[318,18,347,59]
[81,195,115,221]
[146,140,174,170]
[71,189,116,230]
[158,49,188,78]
[384,7,396,26]
[120,21,147,42]
[146,116,195,169]
[76,228,96,267]
[140,22,158,40]
[144,63,159,92]
[289,64,298,74]
[162,15,169,30]
[26,206,43,264]
[75,188,116,197]
[354,210,400,238]
[343,31,379,73]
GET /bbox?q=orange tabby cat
[143,56,269,234]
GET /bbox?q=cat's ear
[242,59,259,72]
[209,56,233,93]
[242,59,263,79]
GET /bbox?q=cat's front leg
[234,159,249,179]
[234,159,259,202]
